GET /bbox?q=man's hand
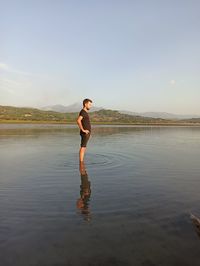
[77,115,90,134]
[83,129,90,134]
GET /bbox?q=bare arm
[77,116,90,134]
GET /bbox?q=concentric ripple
[85,152,133,170]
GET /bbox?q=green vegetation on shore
[0,105,200,125]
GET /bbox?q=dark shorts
[80,132,90,147]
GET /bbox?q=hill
[0,105,74,122]
[0,105,200,125]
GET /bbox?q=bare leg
[79,147,86,162]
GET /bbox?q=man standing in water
[77,98,93,162]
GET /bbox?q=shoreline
[0,120,200,127]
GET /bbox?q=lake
[0,124,200,266]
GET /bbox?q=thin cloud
[0,78,21,87]
[0,62,55,81]
[0,63,9,71]
[0,62,33,76]
[0,77,32,95]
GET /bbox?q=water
[0,124,200,266]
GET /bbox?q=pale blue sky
[0,0,200,114]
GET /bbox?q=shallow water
[0,124,200,266]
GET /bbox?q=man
[77,98,93,162]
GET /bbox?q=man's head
[83,98,92,110]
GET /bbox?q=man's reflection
[76,161,91,221]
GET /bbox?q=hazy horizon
[2,102,200,117]
[1,1,200,115]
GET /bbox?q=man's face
[85,101,92,110]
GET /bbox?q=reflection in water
[76,162,92,221]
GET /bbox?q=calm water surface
[0,124,200,266]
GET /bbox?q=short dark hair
[83,98,92,106]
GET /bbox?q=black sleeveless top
[79,109,91,133]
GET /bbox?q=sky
[0,0,200,114]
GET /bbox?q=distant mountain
[41,103,102,113]
[1,105,200,124]
[119,110,200,120]
[40,103,200,119]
